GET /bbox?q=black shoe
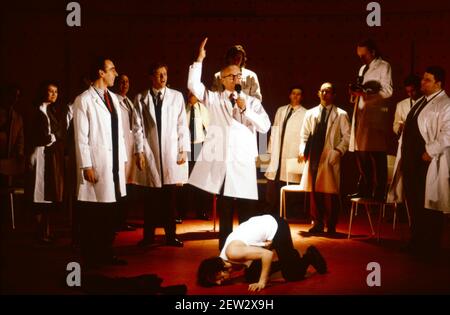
[106,256,128,266]
[347,192,367,199]
[308,225,324,233]
[137,238,154,247]
[118,225,136,232]
[166,238,183,247]
[306,246,327,274]
[175,218,183,224]
[327,227,336,235]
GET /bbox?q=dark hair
[88,56,110,82]
[425,66,446,86]
[357,39,380,57]
[148,62,168,76]
[35,80,59,105]
[403,74,421,89]
[289,85,304,94]
[225,45,247,68]
[197,257,225,287]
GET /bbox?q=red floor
[1,208,449,295]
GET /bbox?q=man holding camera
[348,39,393,201]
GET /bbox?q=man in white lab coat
[115,74,137,232]
[264,86,307,214]
[298,83,350,234]
[188,38,271,250]
[73,57,128,267]
[393,74,422,136]
[133,62,190,248]
[388,66,450,255]
[349,39,393,201]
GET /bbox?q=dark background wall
[2,0,450,193]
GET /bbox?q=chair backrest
[284,158,302,185]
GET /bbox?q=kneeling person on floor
[197,214,327,291]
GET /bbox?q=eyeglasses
[222,73,242,80]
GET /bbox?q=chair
[381,155,411,232]
[8,187,24,229]
[347,197,381,239]
[347,155,411,240]
[0,159,25,230]
[279,158,305,219]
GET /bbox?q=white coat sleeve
[335,112,351,154]
[426,104,450,157]
[73,96,92,169]
[299,112,312,157]
[132,95,145,154]
[379,62,393,99]
[188,62,208,106]
[177,95,191,153]
[242,97,271,133]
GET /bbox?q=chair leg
[378,204,384,241]
[212,194,217,232]
[283,191,287,219]
[366,204,375,235]
[10,192,15,230]
[405,200,412,228]
[348,202,355,239]
[279,189,284,218]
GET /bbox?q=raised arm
[187,38,209,103]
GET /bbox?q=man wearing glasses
[188,38,271,250]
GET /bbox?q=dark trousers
[265,179,284,215]
[79,201,117,264]
[245,215,308,282]
[355,151,387,198]
[178,183,212,219]
[143,185,177,241]
[309,190,339,230]
[116,184,134,229]
[404,160,444,254]
[218,195,256,250]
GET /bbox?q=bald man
[187,38,271,250]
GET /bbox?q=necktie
[310,107,328,172]
[189,105,196,143]
[104,90,113,112]
[409,96,428,119]
[276,107,294,181]
[229,93,236,106]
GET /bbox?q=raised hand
[197,37,208,62]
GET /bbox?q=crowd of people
[0,37,448,291]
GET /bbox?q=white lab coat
[349,57,393,152]
[388,91,450,213]
[116,94,136,183]
[299,105,351,194]
[186,101,210,144]
[73,87,127,202]
[393,97,414,135]
[264,104,306,183]
[188,62,271,200]
[132,87,190,187]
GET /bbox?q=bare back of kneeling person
[197,214,327,291]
